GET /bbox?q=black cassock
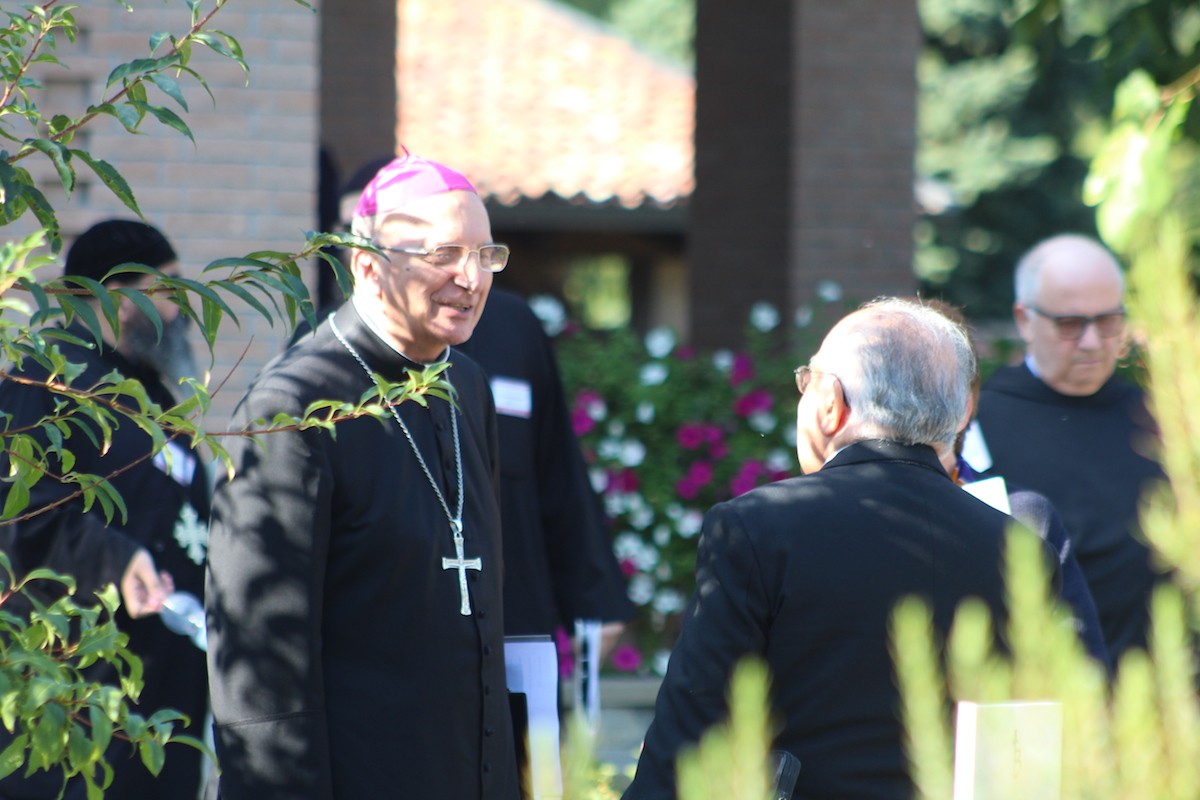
[207,302,519,800]
[976,363,1167,660]
[458,288,633,636]
[0,326,210,800]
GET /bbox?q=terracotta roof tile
[396,0,694,209]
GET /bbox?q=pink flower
[676,460,714,499]
[572,408,595,436]
[610,643,643,672]
[730,352,754,385]
[675,345,696,360]
[733,388,773,418]
[676,422,708,450]
[730,460,766,496]
[572,389,604,436]
[619,558,638,577]
[608,467,640,493]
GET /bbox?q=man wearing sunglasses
[975,233,1166,664]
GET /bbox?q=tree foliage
[895,4,1200,794]
[916,0,1200,319]
[0,1,451,791]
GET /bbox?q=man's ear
[816,378,851,437]
[1013,303,1035,344]
[351,249,381,296]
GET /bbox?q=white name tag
[491,376,532,418]
[153,440,197,487]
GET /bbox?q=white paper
[574,619,602,729]
[505,635,562,798]
[953,700,1062,800]
[960,420,993,473]
[961,476,1012,515]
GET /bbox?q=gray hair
[1013,234,1124,305]
[840,297,974,450]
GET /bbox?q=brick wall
[689,0,919,348]
[688,0,793,349]
[792,0,920,311]
[10,0,320,430]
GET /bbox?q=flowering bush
[542,297,843,676]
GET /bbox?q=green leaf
[1,478,30,520]
[128,101,194,144]
[110,286,163,343]
[72,151,140,217]
[147,72,188,111]
[30,703,67,770]
[21,139,73,196]
[0,732,27,780]
[138,738,166,776]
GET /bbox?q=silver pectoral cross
[441,520,482,616]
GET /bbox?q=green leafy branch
[0,554,209,799]
[0,0,313,249]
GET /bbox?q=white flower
[652,525,671,546]
[644,327,677,359]
[585,396,608,421]
[630,505,655,531]
[588,466,608,494]
[817,280,843,303]
[782,423,797,447]
[749,302,780,333]
[748,411,777,434]
[619,439,647,468]
[712,349,734,372]
[794,305,814,328]
[677,509,703,538]
[606,419,626,437]
[653,649,672,676]
[636,401,656,424]
[613,532,645,561]
[528,294,567,337]
[639,362,669,386]
[652,589,686,614]
[628,574,656,606]
[597,437,623,461]
[766,449,793,473]
[666,503,685,521]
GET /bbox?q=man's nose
[1076,319,1104,348]
[453,251,483,291]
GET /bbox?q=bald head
[796,297,975,472]
[1014,234,1124,306]
[1013,234,1126,396]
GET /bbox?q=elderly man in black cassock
[975,234,1166,663]
[206,150,520,799]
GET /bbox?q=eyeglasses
[1025,305,1125,341]
[377,243,510,273]
[794,365,839,395]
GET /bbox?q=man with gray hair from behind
[624,297,1056,800]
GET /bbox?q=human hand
[120,548,170,617]
[599,621,626,662]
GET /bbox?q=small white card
[962,476,1012,515]
[491,376,532,418]
[960,420,993,473]
[953,700,1062,800]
